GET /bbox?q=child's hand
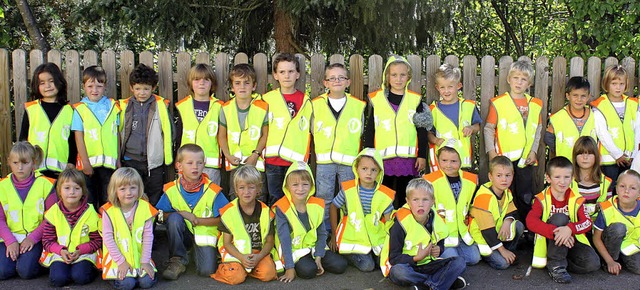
[525,151,537,166]
[498,247,516,264]
[244,153,258,166]
[498,219,513,241]
[179,211,198,225]
[140,262,155,279]
[66,163,75,169]
[414,243,431,261]
[606,260,622,275]
[60,249,73,263]
[435,138,445,146]
[328,235,338,252]
[117,261,131,280]
[553,226,573,247]
[6,242,19,261]
[19,237,35,254]
[430,244,441,258]
[314,256,325,276]
[278,268,296,283]
[241,254,257,269]
[415,157,426,173]
[616,155,631,167]
[462,126,474,137]
[488,150,498,160]
[82,165,94,176]
[68,250,80,262]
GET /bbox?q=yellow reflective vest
[0,174,54,243]
[468,182,517,256]
[548,106,597,160]
[429,98,476,170]
[569,175,612,219]
[368,89,421,159]
[175,95,223,169]
[491,93,542,167]
[261,89,312,162]
[599,197,640,256]
[590,94,638,165]
[73,99,121,169]
[25,100,73,172]
[222,96,267,171]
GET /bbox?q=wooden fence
[1,49,638,193]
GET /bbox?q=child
[593,169,640,275]
[545,76,597,159]
[120,63,174,206]
[273,161,347,282]
[72,65,121,208]
[101,167,157,290]
[156,144,229,279]
[592,65,638,188]
[20,62,76,179]
[526,156,600,283]
[175,63,224,184]
[312,63,366,229]
[329,148,394,272]
[485,60,542,220]
[0,141,57,280]
[570,136,612,219]
[423,146,480,265]
[40,168,101,287]
[468,156,524,270]
[428,63,481,171]
[364,55,430,209]
[218,64,268,200]
[261,53,313,206]
[379,178,467,290]
[212,165,278,284]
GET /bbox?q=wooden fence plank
[29,49,44,79]
[604,57,618,71]
[551,57,567,115]
[234,53,249,64]
[587,57,602,100]
[139,51,153,68]
[196,52,209,65]
[407,55,422,94]
[47,49,62,68]
[102,50,117,99]
[66,50,81,103]
[462,55,477,101]
[310,54,325,98]
[498,56,513,95]
[533,56,550,193]
[349,54,365,100]
[253,53,268,94]
[478,56,495,183]
[295,53,306,93]
[176,52,191,101]
[83,50,98,68]
[120,50,135,100]
[0,49,11,175]
[569,57,584,77]
[425,55,440,104]
[621,57,636,97]
[215,53,229,101]
[329,54,344,65]
[158,51,173,106]
[13,49,27,139]
[368,55,383,93]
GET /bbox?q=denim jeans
[601,223,640,274]
[388,256,466,290]
[112,274,156,290]
[49,260,97,287]
[546,214,600,273]
[345,252,377,272]
[294,251,348,279]
[315,163,355,231]
[0,241,42,280]
[165,213,218,276]
[483,220,524,269]
[266,164,288,206]
[441,241,481,266]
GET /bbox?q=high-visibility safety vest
[222,96,267,171]
[39,203,101,267]
[175,95,223,169]
[599,197,640,256]
[548,106,597,160]
[25,100,73,172]
[590,94,638,165]
[531,188,590,268]
[73,99,121,170]
[491,93,542,167]
[0,174,54,243]
[261,89,313,163]
[468,182,517,256]
[272,196,324,272]
[368,89,421,159]
[334,180,394,256]
[379,206,448,277]
[164,177,223,247]
[424,170,477,247]
[101,200,158,279]
[569,174,612,219]
[119,95,174,165]
[311,93,365,165]
[429,98,476,171]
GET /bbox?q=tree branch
[15,0,49,52]
[491,0,523,56]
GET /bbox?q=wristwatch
[251,149,262,157]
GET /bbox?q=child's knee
[605,223,627,238]
[137,275,157,289]
[548,213,569,226]
[166,213,186,231]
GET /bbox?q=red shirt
[526,189,592,240]
[266,90,305,166]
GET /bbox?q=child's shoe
[163,256,186,280]
[411,285,431,290]
[451,276,467,289]
[548,266,572,283]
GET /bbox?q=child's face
[236,180,259,206]
[59,180,83,208]
[616,174,640,205]
[356,157,380,189]
[575,152,596,170]
[437,151,461,177]
[387,63,410,94]
[83,78,106,101]
[8,154,35,181]
[545,167,573,196]
[130,83,154,102]
[38,72,59,101]
[435,77,461,104]
[176,151,205,182]
[286,175,311,203]
[273,61,300,90]
[566,88,590,111]
[507,71,531,95]
[117,183,139,209]
[323,67,350,96]
[231,76,256,99]
[607,78,626,98]
[406,188,434,220]
[192,78,212,98]
[488,165,513,193]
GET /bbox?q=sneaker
[450,276,467,289]
[548,266,572,283]
[163,256,186,280]
[411,285,431,290]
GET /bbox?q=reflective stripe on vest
[591,94,638,165]
[73,100,120,169]
[549,107,597,160]
[176,95,223,169]
[368,89,421,159]
[218,200,274,267]
[0,174,54,243]
[492,93,542,166]
[429,99,476,170]
[261,89,312,162]
[25,101,73,172]
[311,94,365,165]
[569,174,611,219]
[468,182,515,256]
[222,96,267,172]
[600,197,640,256]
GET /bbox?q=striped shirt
[333,183,393,215]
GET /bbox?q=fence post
[47,49,62,69]
[587,57,602,101]
[349,54,365,100]
[0,49,11,175]
[621,57,636,97]
[497,56,513,95]
[478,55,495,184]
[66,50,81,103]
[83,50,98,67]
[176,52,191,101]
[425,55,440,104]
[13,49,27,140]
[310,54,325,98]
[102,50,117,100]
[234,53,249,65]
[407,55,422,94]
[196,52,210,65]
[215,53,229,102]
[569,57,584,77]
[462,55,478,171]
[29,49,44,78]
[368,55,383,93]
[120,50,135,100]
[295,53,306,93]
[158,51,173,107]
[140,51,154,68]
[533,56,550,194]
[253,53,268,95]
[551,57,567,116]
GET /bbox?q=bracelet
[251,150,261,157]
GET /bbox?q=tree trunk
[273,1,295,53]
[15,0,49,52]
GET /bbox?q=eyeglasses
[325,76,349,82]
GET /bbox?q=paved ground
[3,230,639,289]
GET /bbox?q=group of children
[0,53,639,290]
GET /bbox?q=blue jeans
[295,251,348,279]
[266,164,288,206]
[49,260,97,286]
[0,241,42,280]
[345,253,377,272]
[483,220,524,270]
[315,163,355,231]
[388,257,466,290]
[602,223,640,274]
[112,274,156,290]
[441,241,481,266]
[165,213,218,276]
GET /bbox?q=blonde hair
[617,169,640,185]
[56,168,89,199]
[233,165,263,196]
[285,170,313,187]
[107,167,147,207]
[187,63,217,96]
[9,141,43,168]
[406,178,434,199]
[508,60,534,82]
[602,65,630,93]
[434,63,461,83]
[384,59,412,89]
[176,144,205,163]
